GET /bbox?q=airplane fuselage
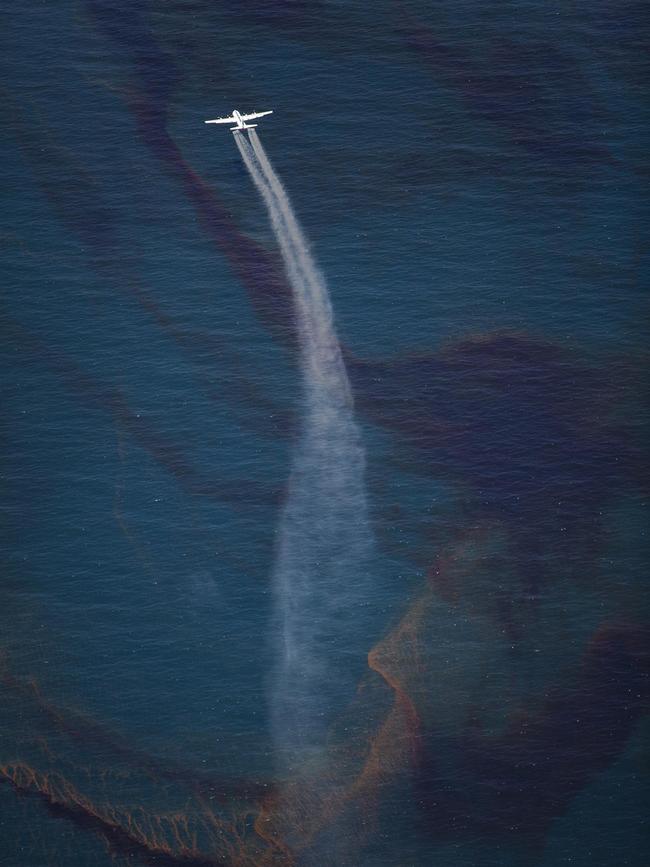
[230,109,257,132]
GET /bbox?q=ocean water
[1,2,648,865]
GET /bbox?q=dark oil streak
[5,90,293,436]
[4,318,281,509]
[0,655,276,806]
[86,0,297,344]
[0,774,224,867]
[347,331,646,595]
[391,0,617,171]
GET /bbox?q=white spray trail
[234,130,373,771]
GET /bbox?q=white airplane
[204,109,273,132]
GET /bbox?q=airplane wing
[239,111,273,121]
[204,115,236,124]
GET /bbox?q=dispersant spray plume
[234,130,374,775]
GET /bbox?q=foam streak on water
[234,130,373,772]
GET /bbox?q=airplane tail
[230,124,258,132]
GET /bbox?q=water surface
[1,2,648,865]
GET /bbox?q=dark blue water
[1,2,648,865]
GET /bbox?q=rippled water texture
[2,2,648,866]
